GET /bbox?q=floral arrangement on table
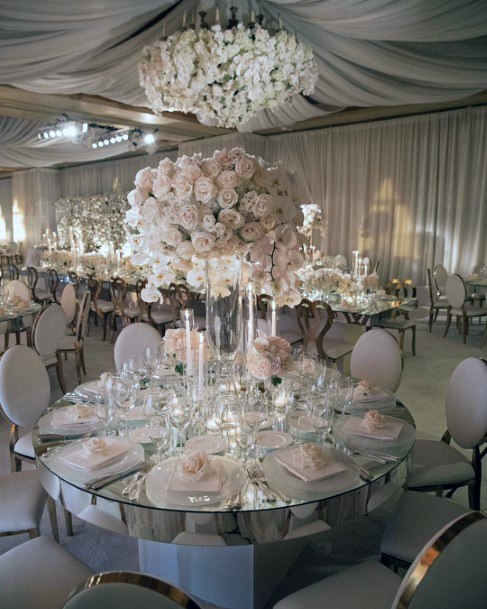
[297,203,326,240]
[40,248,73,268]
[163,328,209,373]
[297,265,355,296]
[139,22,317,129]
[125,148,305,306]
[246,332,293,385]
[357,272,380,293]
[55,193,129,252]
[79,252,107,271]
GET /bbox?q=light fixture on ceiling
[37,117,157,152]
[139,4,318,129]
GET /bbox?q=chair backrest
[68,270,80,293]
[75,291,92,340]
[62,572,202,609]
[114,322,161,371]
[392,512,487,609]
[110,277,128,312]
[295,299,334,359]
[433,264,448,294]
[426,268,437,305]
[47,268,60,303]
[26,266,38,292]
[6,278,31,301]
[60,283,77,326]
[32,303,67,357]
[350,328,402,392]
[0,344,50,427]
[6,262,19,280]
[445,358,487,449]
[445,274,467,309]
[135,278,148,315]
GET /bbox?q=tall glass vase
[205,256,242,369]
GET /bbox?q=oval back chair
[31,303,67,394]
[350,328,403,392]
[60,283,78,328]
[114,322,161,371]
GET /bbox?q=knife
[84,464,144,490]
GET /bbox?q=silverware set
[246,461,291,503]
[345,439,399,463]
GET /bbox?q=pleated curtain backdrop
[263,106,487,284]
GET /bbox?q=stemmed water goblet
[144,345,162,385]
[143,389,170,462]
[241,385,268,458]
[168,391,193,455]
[108,373,132,435]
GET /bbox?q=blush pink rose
[240,222,263,242]
[200,159,221,179]
[135,167,154,190]
[158,158,174,177]
[213,149,233,168]
[235,156,256,179]
[176,241,197,259]
[217,170,240,189]
[253,194,275,218]
[218,187,238,208]
[191,231,216,254]
[218,209,245,229]
[163,227,183,248]
[152,175,172,199]
[194,176,215,203]
[172,175,193,200]
[179,204,199,231]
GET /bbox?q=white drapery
[0,177,13,242]
[0,0,485,155]
[264,105,487,282]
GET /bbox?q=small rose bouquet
[246,331,293,385]
[163,328,209,374]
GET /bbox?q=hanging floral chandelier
[139,6,318,129]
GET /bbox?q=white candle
[271,299,277,336]
[184,313,192,375]
[215,7,220,22]
[198,332,204,395]
[364,262,369,276]
[183,11,186,27]
[279,15,283,29]
[251,10,255,22]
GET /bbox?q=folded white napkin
[343,415,403,440]
[167,453,222,493]
[353,381,391,403]
[52,405,99,428]
[277,445,346,482]
[60,437,130,470]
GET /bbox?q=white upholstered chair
[405,357,487,509]
[443,274,487,344]
[0,537,93,609]
[350,328,402,392]
[59,291,91,384]
[433,263,448,296]
[426,268,448,332]
[6,278,34,345]
[0,344,51,472]
[274,511,487,609]
[113,322,161,371]
[62,572,202,609]
[60,282,78,330]
[31,303,67,394]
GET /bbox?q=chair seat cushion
[97,301,114,313]
[0,470,46,533]
[380,491,470,564]
[322,338,353,360]
[35,289,51,301]
[123,307,140,319]
[406,439,474,488]
[150,309,175,325]
[376,318,416,330]
[0,536,93,609]
[450,306,487,317]
[14,431,34,459]
[274,560,401,609]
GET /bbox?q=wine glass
[311,393,334,445]
[168,392,193,454]
[338,376,355,414]
[108,374,131,435]
[147,416,169,462]
[241,386,268,457]
[235,417,253,462]
[144,344,162,384]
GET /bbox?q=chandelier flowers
[125,147,305,306]
[139,11,318,129]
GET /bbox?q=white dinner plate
[255,431,293,450]
[44,437,144,486]
[333,415,415,454]
[185,435,227,455]
[128,427,153,444]
[145,455,246,508]
[38,406,104,437]
[263,445,361,500]
[75,380,104,399]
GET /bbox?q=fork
[248,462,291,503]
[246,463,275,502]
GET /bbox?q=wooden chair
[59,291,91,384]
[46,267,61,304]
[374,277,417,355]
[27,266,51,305]
[88,276,114,341]
[109,276,128,342]
[427,268,449,332]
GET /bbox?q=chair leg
[10,451,21,473]
[15,331,21,344]
[47,496,60,542]
[75,348,82,385]
[4,331,9,348]
[28,528,40,540]
[428,307,433,332]
[443,310,452,337]
[64,507,74,536]
[411,325,416,356]
[463,314,468,345]
[56,353,67,394]
[102,314,108,341]
[80,344,87,376]
[398,330,405,354]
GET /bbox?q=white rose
[253,194,275,218]
[176,241,197,259]
[219,208,245,229]
[240,222,263,242]
[194,176,215,203]
[201,213,216,231]
[217,170,240,189]
[261,213,279,232]
[172,175,193,200]
[235,156,256,179]
[152,175,172,199]
[158,158,174,177]
[179,204,199,231]
[218,187,238,208]
[191,231,216,254]
[200,159,221,179]
[134,167,154,190]
[213,149,233,168]
[183,162,202,182]
[163,227,183,248]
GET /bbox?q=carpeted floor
[0,304,485,608]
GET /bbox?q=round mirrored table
[35,394,414,609]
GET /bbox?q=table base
[138,536,308,609]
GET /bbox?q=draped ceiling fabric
[0,0,486,165]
